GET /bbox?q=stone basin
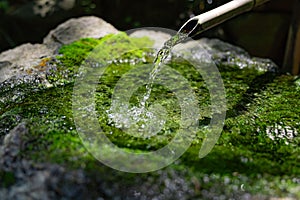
[0,16,299,199]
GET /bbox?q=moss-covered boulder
[0,17,299,199]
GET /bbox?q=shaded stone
[1,123,28,167]
[0,123,101,200]
[174,38,278,72]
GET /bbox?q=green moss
[47,32,154,85]
[58,38,101,67]
[181,72,300,176]
[2,33,155,171]
[57,33,153,67]
[0,32,299,198]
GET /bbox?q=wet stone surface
[0,17,299,199]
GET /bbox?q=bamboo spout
[179,0,271,37]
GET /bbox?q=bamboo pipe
[179,0,271,37]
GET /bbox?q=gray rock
[0,43,55,83]
[0,123,101,200]
[0,16,119,84]
[0,123,28,170]
[173,38,278,72]
[0,124,195,199]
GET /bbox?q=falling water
[107,32,189,136]
[140,32,189,108]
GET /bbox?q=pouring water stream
[109,0,271,134]
[107,32,189,136]
[141,0,271,110]
[140,32,189,109]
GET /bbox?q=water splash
[107,32,188,136]
[107,103,167,138]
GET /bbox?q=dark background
[0,0,294,66]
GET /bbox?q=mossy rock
[0,32,299,199]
